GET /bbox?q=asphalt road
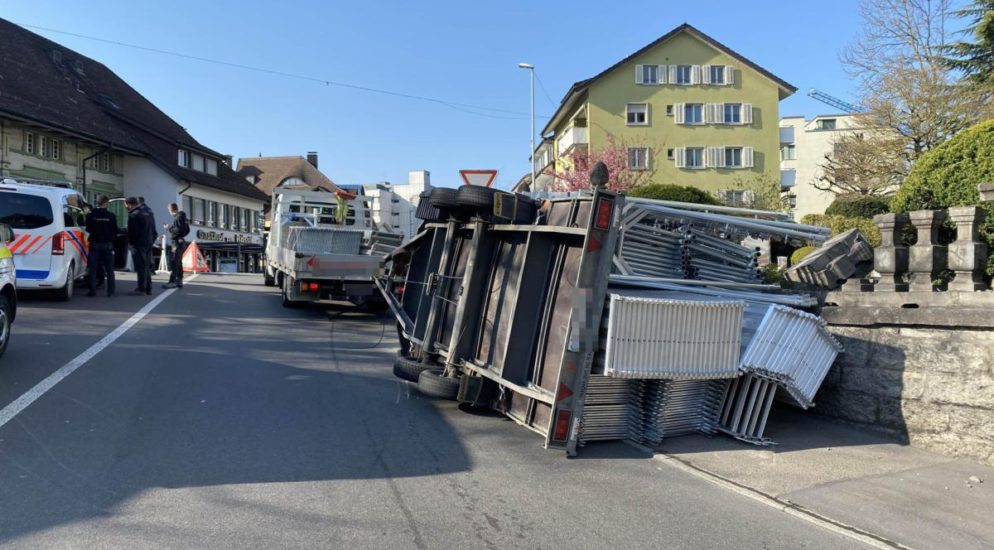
[0,273,865,549]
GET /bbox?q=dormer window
[206,158,218,176]
[178,149,190,167]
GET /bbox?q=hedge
[800,214,882,247]
[790,246,817,265]
[824,195,890,219]
[628,183,720,205]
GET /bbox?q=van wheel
[0,296,10,359]
[55,263,75,302]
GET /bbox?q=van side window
[64,205,85,227]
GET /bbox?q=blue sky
[4,0,878,189]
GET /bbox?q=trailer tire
[456,185,497,211]
[264,271,276,287]
[393,356,436,382]
[417,370,460,400]
[429,187,459,210]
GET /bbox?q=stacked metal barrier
[717,373,778,445]
[577,376,640,444]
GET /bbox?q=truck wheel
[417,370,460,400]
[281,277,301,308]
[54,263,75,302]
[457,186,498,220]
[393,356,437,382]
[428,188,459,221]
[264,270,276,287]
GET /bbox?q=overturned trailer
[379,178,842,456]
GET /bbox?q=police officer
[85,195,118,297]
[163,202,190,289]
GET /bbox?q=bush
[760,263,782,284]
[824,195,890,219]
[891,118,994,276]
[628,183,720,205]
[790,246,817,265]
[800,214,882,247]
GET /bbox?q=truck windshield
[0,192,55,229]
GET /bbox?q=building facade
[539,24,795,202]
[363,170,431,240]
[779,114,865,220]
[0,18,267,272]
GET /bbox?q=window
[724,190,747,207]
[40,136,49,158]
[232,207,241,231]
[178,149,190,167]
[709,65,725,85]
[0,193,54,229]
[626,103,648,125]
[206,158,218,176]
[666,148,674,160]
[191,154,205,172]
[781,144,796,161]
[182,195,193,215]
[241,208,249,232]
[100,153,111,173]
[816,118,837,130]
[724,147,743,168]
[684,103,703,124]
[724,103,741,124]
[627,147,650,171]
[249,211,257,233]
[24,132,35,154]
[637,64,660,85]
[676,65,693,85]
[208,201,218,227]
[50,139,61,160]
[192,198,206,225]
[686,147,704,168]
[665,105,673,116]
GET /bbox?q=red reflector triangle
[557,383,573,401]
[586,236,602,252]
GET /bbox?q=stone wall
[816,314,994,466]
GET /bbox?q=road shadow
[0,274,472,542]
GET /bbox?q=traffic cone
[182,241,209,273]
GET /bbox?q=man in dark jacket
[163,202,190,289]
[85,195,118,297]
[125,197,155,296]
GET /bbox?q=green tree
[628,183,720,205]
[943,1,994,88]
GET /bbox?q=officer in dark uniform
[85,195,118,297]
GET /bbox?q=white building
[0,18,267,272]
[779,114,865,220]
[363,170,432,239]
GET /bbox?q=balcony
[556,126,588,155]
[780,169,796,191]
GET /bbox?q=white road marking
[0,275,198,429]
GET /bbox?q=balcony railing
[556,126,588,155]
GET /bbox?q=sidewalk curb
[638,443,912,550]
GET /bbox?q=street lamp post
[518,63,535,190]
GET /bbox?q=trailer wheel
[393,356,437,382]
[456,185,497,210]
[264,271,276,287]
[417,370,460,400]
[427,188,459,221]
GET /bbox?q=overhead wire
[17,22,548,121]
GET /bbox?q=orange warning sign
[182,241,209,273]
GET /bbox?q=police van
[0,179,92,301]
[0,222,16,359]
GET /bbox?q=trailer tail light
[552,409,572,442]
[594,197,614,230]
[52,232,65,255]
[301,281,320,292]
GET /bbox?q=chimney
[306,152,318,169]
[223,154,233,166]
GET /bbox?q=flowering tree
[544,135,657,192]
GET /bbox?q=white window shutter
[674,103,685,125]
[743,146,755,168]
[725,66,734,85]
[645,148,652,170]
[691,65,701,85]
[744,190,756,206]
[742,103,753,124]
[659,65,668,84]
[702,104,711,124]
[635,64,644,85]
[675,147,686,168]
[668,65,678,84]
[701,65,711,85]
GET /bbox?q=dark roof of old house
[235,156,339,196]
[0,18,268,201]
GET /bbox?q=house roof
[235,156,339,196]
[542,23,797,135]
[0,18,268,202]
